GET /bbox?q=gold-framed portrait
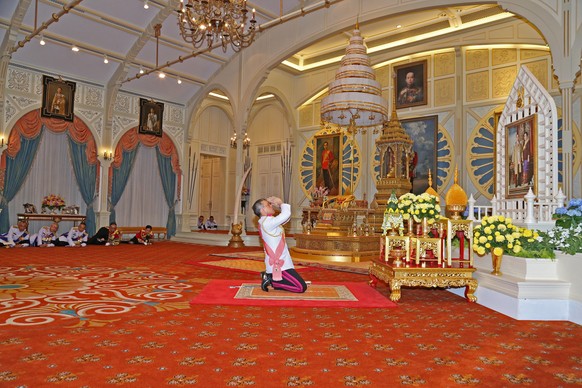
[139,98,164,137]
[314,133,342,196]
[505,114,536,199]
[394,60,428,109]
[41,75,76,122]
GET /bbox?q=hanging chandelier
[230,130,251,149]
[177,0,257,53]
[320,26,388,134]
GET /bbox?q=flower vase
[491,249,503,276]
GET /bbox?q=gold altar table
[18,213,86,225]
[368,258,478,303]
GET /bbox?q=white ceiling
[0,1,514,105]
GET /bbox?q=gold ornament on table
[472,215,523,275]
[445,168,468,220]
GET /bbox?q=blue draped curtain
[156,147,176,237]
[109,145,140,223]
[67,137,97,236]
[0,130,43,231]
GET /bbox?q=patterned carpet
[0,242,580,386]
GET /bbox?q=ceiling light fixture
[144,0,149,9]
[71,45,79,52]
[39,34,46,45]
[139,67,144,74]
[103,54,109,64]
[177,0,257,53]
[177,77,182,84]
[158,71,166,79]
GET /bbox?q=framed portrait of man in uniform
[139,98,164,137]
[314,133,341,196]
[394,60,427,109]
[41,75,76,122]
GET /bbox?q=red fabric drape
[0,109,99,191]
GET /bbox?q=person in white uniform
[0,220,30,247]
[252,196,307,293]
[30,222,59,247]
[57,222,88,247]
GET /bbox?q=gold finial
[454,167,459,184]
[428,169,433,186]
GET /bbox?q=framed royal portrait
[505,114,536,199]
[400,115,438,195]
[41,75,76,122]
[139,98,164,137]
[314,133,342,196]
[394,60,427,109]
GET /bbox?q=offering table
[368,258,478,302]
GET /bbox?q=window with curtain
[8,130,85,233]
[115,146,169,228]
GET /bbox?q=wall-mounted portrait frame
[505,114,537,199]
[314,133,342,196]
[139,98,164,137]
[394,60,428,109]
[41,75,76,122]
[400,115,438,195]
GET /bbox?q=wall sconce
[103,151,113,160]
[0,137,7,148]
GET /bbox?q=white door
[256,153,283,200]
[199,155,225,226]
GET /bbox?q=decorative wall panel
[466,71,489,101]
[465,49,489,71]
[434,52,455,77]
[492,66,517,98]
[434,78,455,107]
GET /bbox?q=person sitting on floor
[30,222,59,247]
[0,220,30,248]
[57,222,89,247]
[129,225,154,245]
[205,216,218,229]
[88,222,121,246]
[197,215,206,230]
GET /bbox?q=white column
[96,156,112,228]
[559,82,574,199]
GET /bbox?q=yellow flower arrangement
[472,215,523,256]
[397,192,441,225]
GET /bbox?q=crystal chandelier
[177,0,257,53]
[230,130,250,149]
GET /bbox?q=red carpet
[0,242,580,386]
[191,280,397,308]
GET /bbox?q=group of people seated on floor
[197,215,218,230]
[0,221,155,248]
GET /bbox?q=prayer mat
[190,280,397,308]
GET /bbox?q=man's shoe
[260,271,272,292]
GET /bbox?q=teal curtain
[156,147,176,238]
[109,145,140,223]
[67,137,97,236]
[0,130,43,232]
